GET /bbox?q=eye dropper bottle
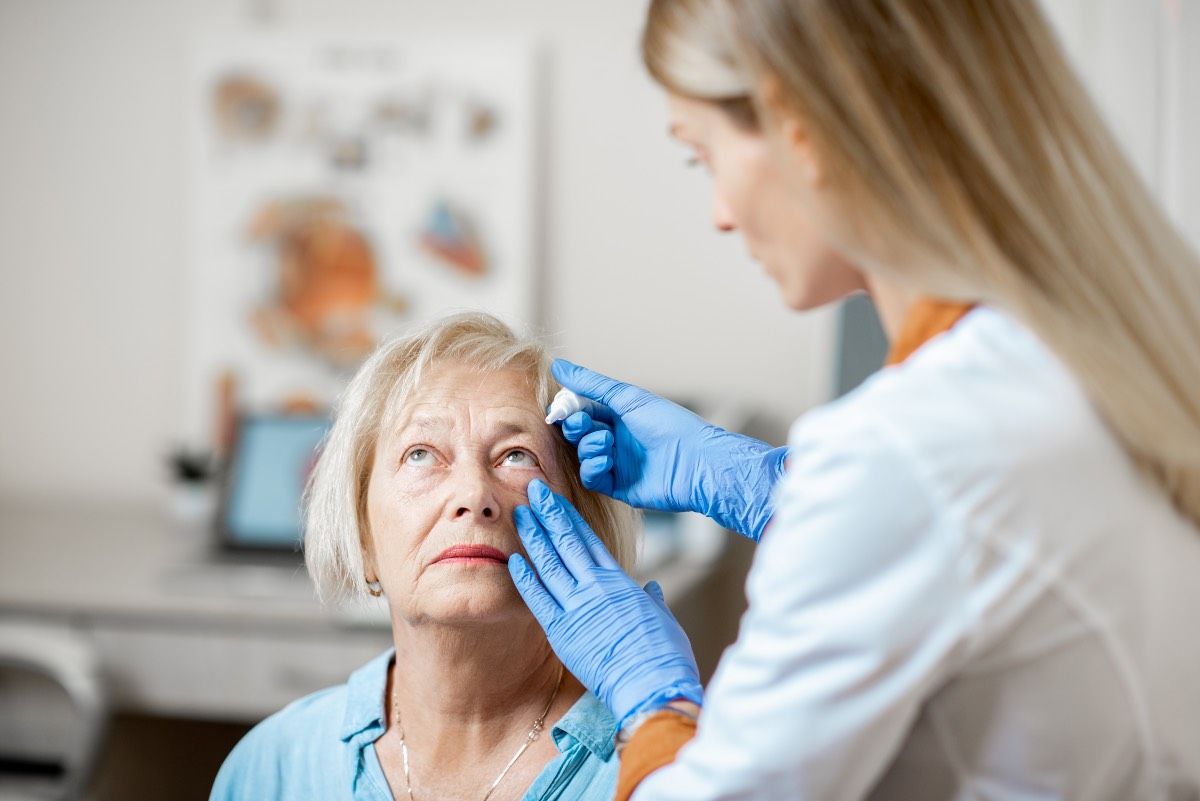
[545,388,589,424]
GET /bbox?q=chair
[0,621,109,800]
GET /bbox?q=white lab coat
[635,308,1200,801]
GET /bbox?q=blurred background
[0,1,1196,799]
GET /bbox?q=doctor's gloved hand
[508,479,703,728]
[552,358,788,541]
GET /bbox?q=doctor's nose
[712,191,738,233]
[449,463,500,522]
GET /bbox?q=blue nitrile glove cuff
[617,680,705,731]
[694,438,789,541]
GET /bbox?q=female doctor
[506,0,1200,799]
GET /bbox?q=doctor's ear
[759,75,824,188]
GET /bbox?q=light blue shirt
[211,649,619,801]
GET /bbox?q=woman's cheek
[391,466,442,496]
[497,466,545,496]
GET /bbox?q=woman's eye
[405,448,432,466]
[501,449,537,467]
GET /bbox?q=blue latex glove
[551,358,789,541]
[508,479,703,728]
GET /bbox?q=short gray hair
[303,311,640,603]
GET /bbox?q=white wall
[0,0,834,505]
[1040,0,1200,242]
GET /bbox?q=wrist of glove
[693,431,789,541]
[619,681,704,729]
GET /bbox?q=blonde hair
[644,0,1200,526]
[304,311,640,602]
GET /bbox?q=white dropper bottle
[545,388,589,424]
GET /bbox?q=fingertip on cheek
[527,478,553,505]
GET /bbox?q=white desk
[0,502,393,722]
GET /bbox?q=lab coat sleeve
[633,413,972,801]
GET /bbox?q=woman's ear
[782,118,822,186]
[359,523,379,583]
[760,74,823,187]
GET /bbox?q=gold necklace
[390,665,564,801]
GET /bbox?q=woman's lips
[432,544,509,565]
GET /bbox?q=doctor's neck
[864,276,924,344]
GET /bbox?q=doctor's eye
[501,449,538,468]
[685,156,702,169]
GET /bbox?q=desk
[0,502,392,722]
[0,499,732,723]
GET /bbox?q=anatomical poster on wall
[182,34,537,446]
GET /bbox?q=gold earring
[366,579,383,597]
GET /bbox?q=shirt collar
[885,299,976,366]
[550,690,617,760]
[339,648,617,760]
[339,647,394,742]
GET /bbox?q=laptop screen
[219,414,331,551]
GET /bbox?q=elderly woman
[211,312,640,801]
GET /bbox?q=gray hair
[303,311,640,603]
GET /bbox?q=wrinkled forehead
[383,360,549,442]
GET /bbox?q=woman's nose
[712,191,738,232]
[449,464,500,522]
[454,502,496,520]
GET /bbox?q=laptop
[212,413,332,565]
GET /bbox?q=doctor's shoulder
[771,307,1127,577]
[787,307,1110,500]
[744,307,1136,693]
[209,682,348,801]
